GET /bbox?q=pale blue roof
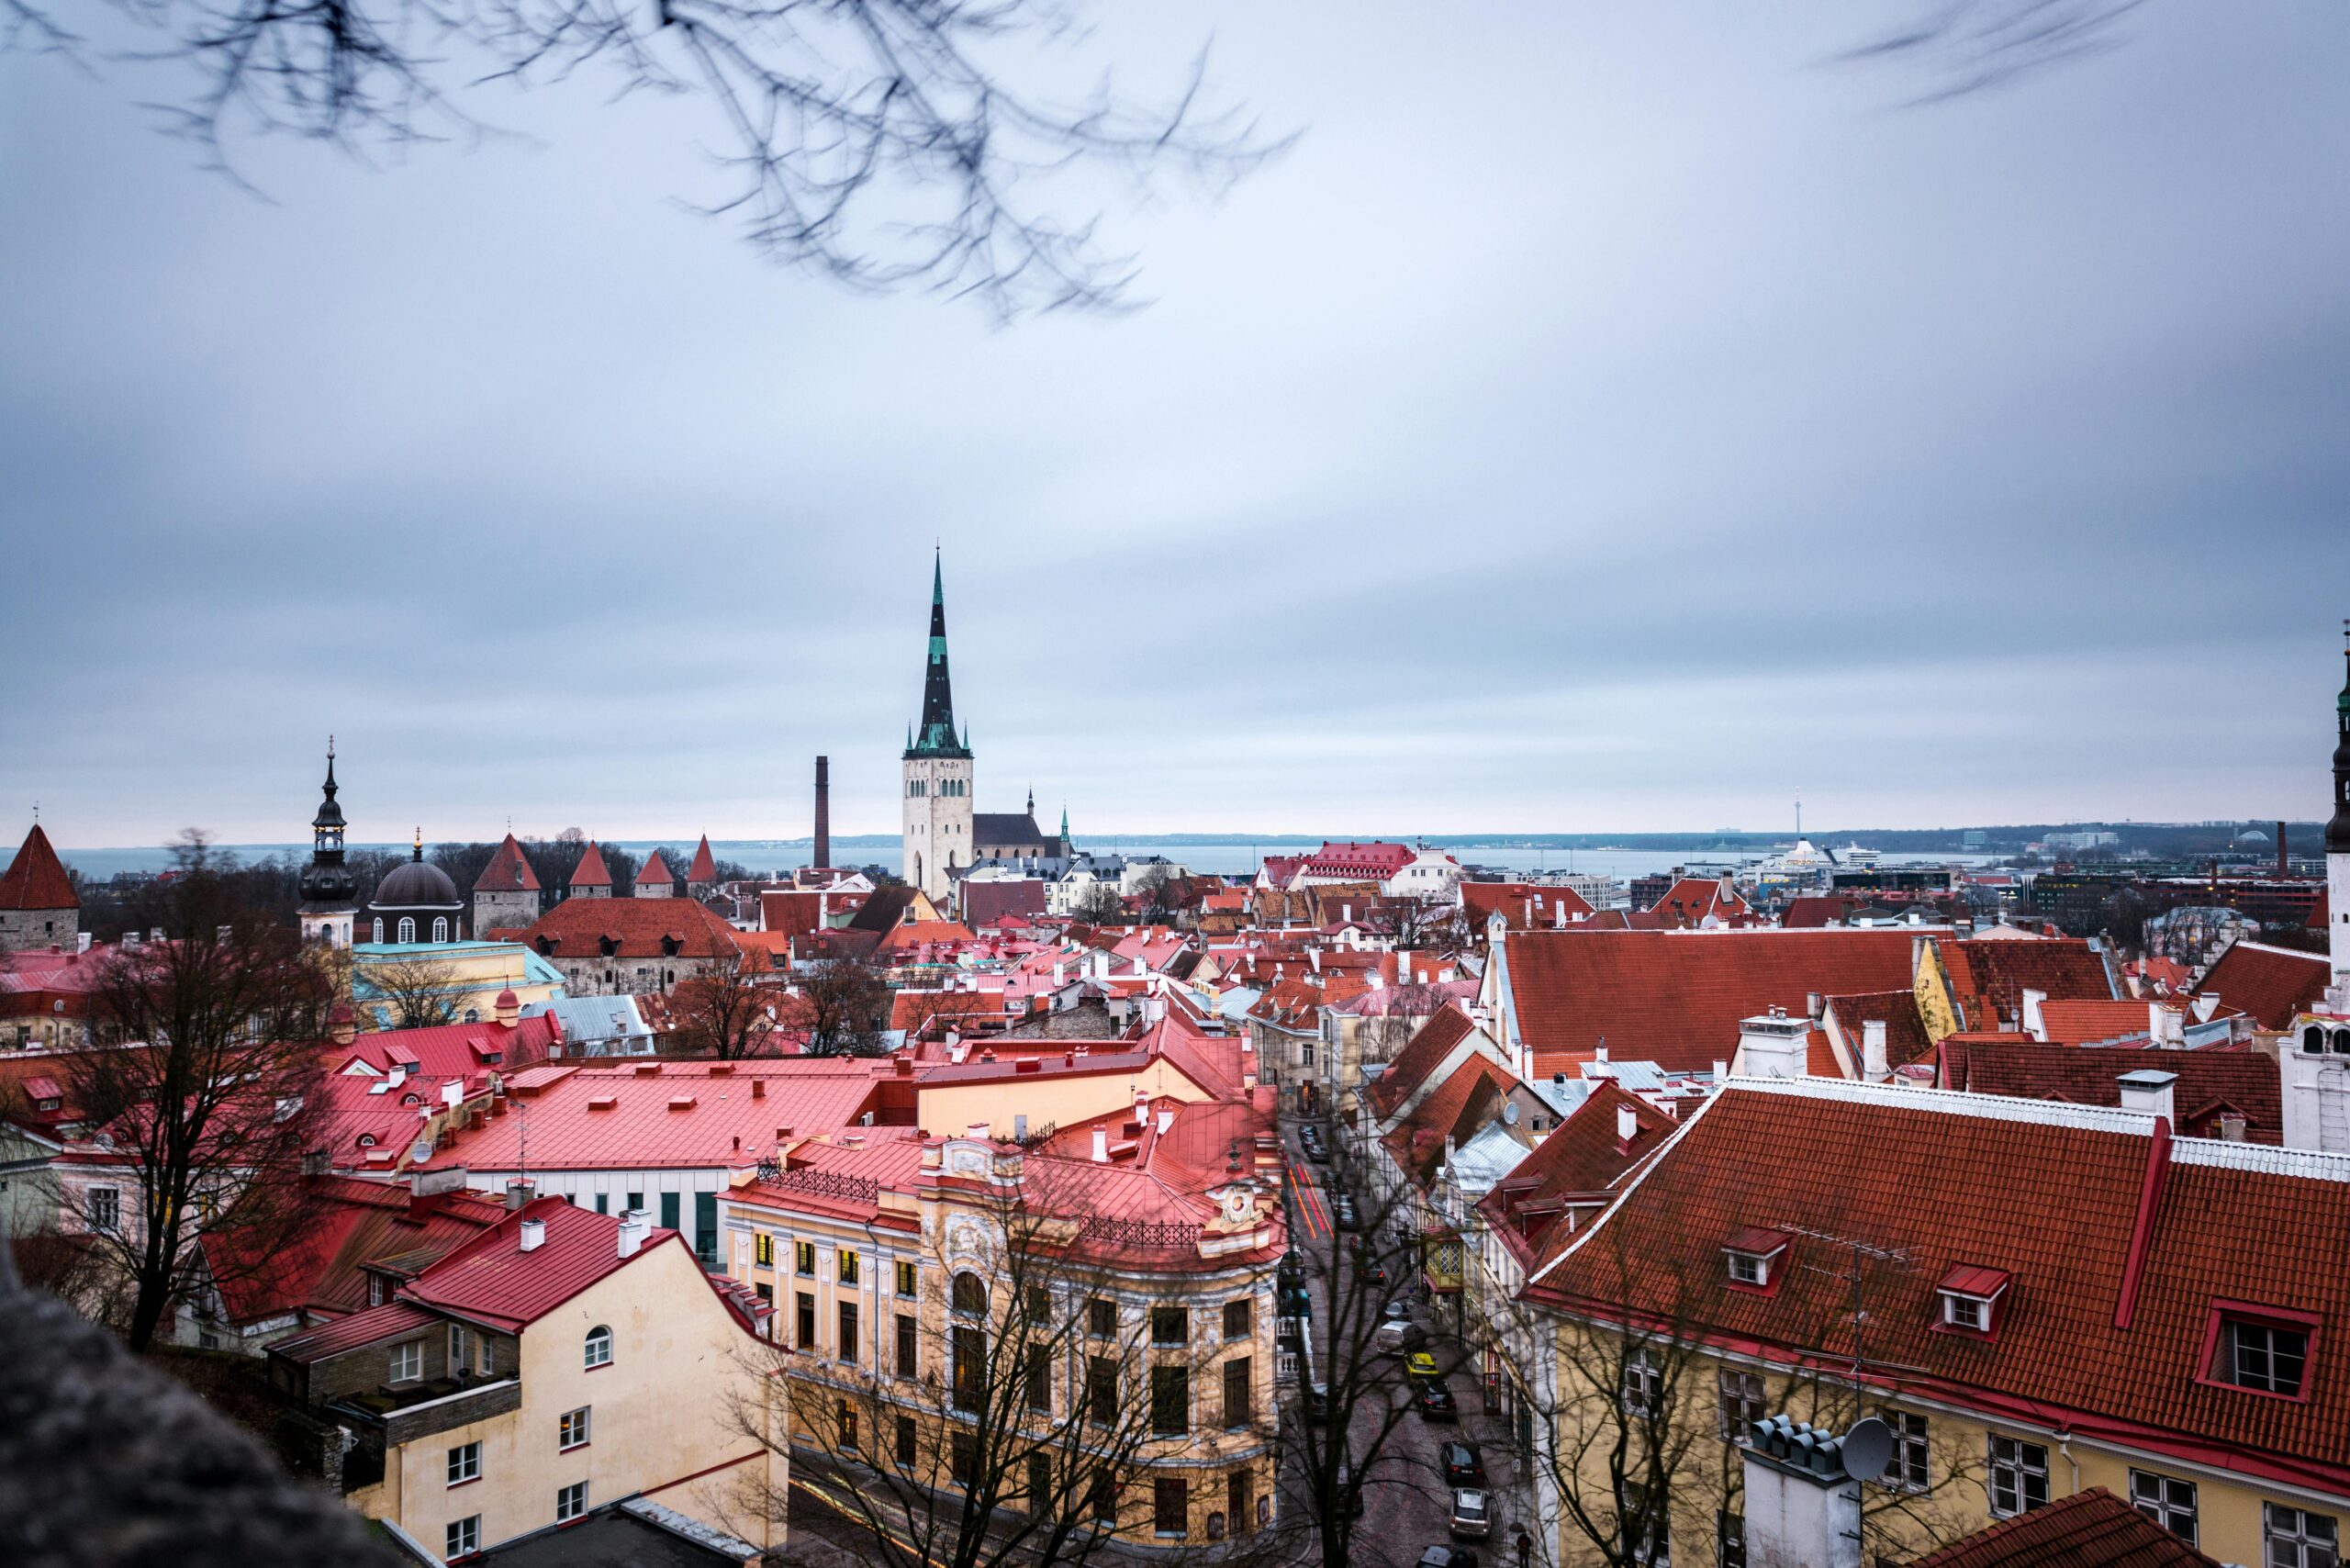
[522,994,653,1048]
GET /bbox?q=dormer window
[1721,1226,1791,1294]
[2199,1302,2317,1401]
[1934,1264,2011,1338]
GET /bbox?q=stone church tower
[902,552,973,902]
[2329,621,2350,988]
[297,742,356,949]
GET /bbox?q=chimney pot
[1616,1103,1639,1144]
[617,1211,649,1258]
[504,1178,535,1212]
[1091,1127,1110,1163]
[519,1217,545,1252]
[2117,1069,2178,1126]
[1862,1020,1889,1083]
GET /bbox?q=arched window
[431,917,449,943]
[397,917,416,944]
[585,1325,612,1369]
[372,919,385,943]
[2307,1026,2328,1056]
[952,1271,987,1316]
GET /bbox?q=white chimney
[1091,1127,1110,1163]
[519,1217,546,1252]
[2158,1005,2186,1046]
[1862,1020,1888,1083]
[1713,1059,1730,1081]
[1616,1103,1639,1144]
[1157,1109,1174,1135]
[1553,899,1566,930]
[2021,988,2049,1040]
[967,1122,990,1140]
[1739,1416,1869,1568]
[1735,1012,1811,1080]
[2118,1069,2177,1126]
[617,1210,649,1258]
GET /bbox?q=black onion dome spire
[907,549,970,759]
[2328,621,2350,855]
[299,739,355,907]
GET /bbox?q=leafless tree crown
[8,0,1289,317]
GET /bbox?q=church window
[431,917,449,942]
[372,919,384,943]
[397,918,416,943]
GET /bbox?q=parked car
[1417,1382,1460,1421]
[1306,1139,1331,1165]
[1359,1258,1389,1286]
[1331,1461,1368,1519]
[1404,1351,1442,1383]
[1440,1440,1485,1487]
[1334,1195,1359,1230]
[1376,1318,1427,1354]
[1382,1300,1413,1323]
[1449,1489,1492,1540]
[1418,1548,1479,1568]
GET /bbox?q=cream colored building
[270,1196,783,1562]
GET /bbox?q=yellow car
[1405,1351,1441,1383]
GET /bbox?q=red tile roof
[1503,929,1919,1075]
[1779,895,1857,929]
[2037,999,2177,1046]
[1942,936,2116,1031]
[1478,1081,1674,1270]
[687,836,718,882]
[1300,841,1416,879]
[203,1176,507,1327]
[1365,1005,1479,1121]
[517,895,742,960]
[1530,1079,2350,1495]
[1382,1053,1517,1185]
[1461,882,1596,932]
[1642,875,1751,927]
[1904,1485,2221,1568]
[1821,989,1936,1075]
[0,823,76,911]
[414,1059,886,1171]
[396,1197,677,1332]
[269,1299,442,1362]
[2195,939,2331,1030]
[327,1014,561,1081]
[635,848,677,889]
[569,839,613,889]
[1935,1040,2282,1143]
[473,834,541,893]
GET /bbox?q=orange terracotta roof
[1942,935,2116,1031]
[1906,1485,2221,1568]
[473,834,541,893]
[1365,1005,1479,1121]
[687,836,719,882]
[636,848,676,888]
[2195,939,2331,1029]
[0,823,76,911]
[516,896,742,960]
[569,840,612,888]
[1935,1040,2281,1143]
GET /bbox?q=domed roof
[373,858,463,912]
[494,988,519,1009]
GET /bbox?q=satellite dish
[408,1138,435,1165]
[1839,1417,1894,1484]
[1502,1103,1520,1126]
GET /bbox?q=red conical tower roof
[687,835,718,884]
[474,833,542,893]
[637,848,676,886]
[569,839,612,889]
[0,824,77,912]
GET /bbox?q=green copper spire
[907,549,969,759]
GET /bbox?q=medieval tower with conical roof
[901,551,974,901]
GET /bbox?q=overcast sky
[3,3,2346,847]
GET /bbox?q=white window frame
[2129,1469,2199,1544]
[87,1186,120,1233]
[1942,1292,1991,1332]
[2265,1502,2340,1568]
[446,1440,481,1486]
[1987,1435,2047,1518]
[1879,1407,1930,1493]
[389,1339,423,1383]
[445,1515,479,1560]
[559,1406,590,1450]
[1725,1250,1767,1287]
[1622,1348,1662,1418]
[556,1480,588,1523]
[584,1325,612,1369]
[1716,1368,1763,1441]
[2223,1317,2309,1396]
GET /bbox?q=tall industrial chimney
[813,755,832,871]
[2278,820,2288,878]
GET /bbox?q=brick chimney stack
[814,756,832,871]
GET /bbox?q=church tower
[297,740,357,949]
[2327,621,2350,988]
[902,551,973,902]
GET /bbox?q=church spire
[906,548,969,759]
[2327,619,2350,857]
[298,738,355,914]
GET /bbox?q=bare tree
[1841,0,2152,103]
[62,834,333,1351]
[799,957,890,1057]
[670,952,784,1059]
[726,1160,1279,1567]
[6,0,1286,319]
[353,953,465,1029]
[1070,881,1127,927]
